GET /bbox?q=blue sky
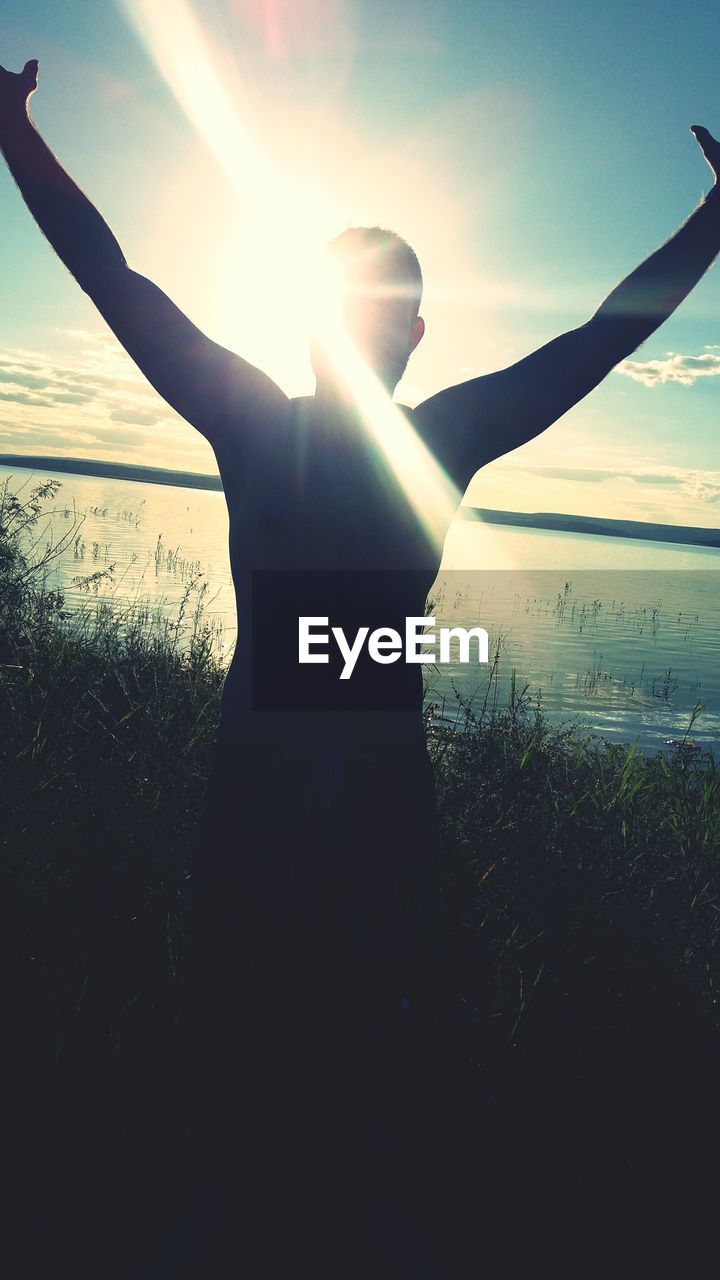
[1,0,719,524]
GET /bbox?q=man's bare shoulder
[408,375,501,491]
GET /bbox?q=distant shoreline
[458,506,720,551]
[2,453,719,550]
[0,453,222,492]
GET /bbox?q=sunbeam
[119,0,462,556]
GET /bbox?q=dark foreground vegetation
[2,479,720,1276]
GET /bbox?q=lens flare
[313,317,460,553]
[118,0,278,198]
[119,0,462,556]
[308,254,347,336]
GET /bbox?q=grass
[430,693,720,1052]
[3,477,720,1274]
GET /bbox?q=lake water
[3,462,720,754]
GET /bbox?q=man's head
[310,226,425,393]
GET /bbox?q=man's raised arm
[415,127,720,490]
[0,60,287,448]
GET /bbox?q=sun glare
[312,319,461,553]
[215,192,347,395]
[120,0,463,557]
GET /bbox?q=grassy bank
[2,477,720,1274]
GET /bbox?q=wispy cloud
[109,409,162,426]
[519,465,682,487]
[617,346,720,387]
[504,461,720,506]
[0,332,218,474]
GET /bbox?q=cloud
[629,473,682,486]
[0,354,112,411]
[520,466,624,484]
[0,333,217,475]
[617,347,720,387]
[505,461,720,505]
[0,368,52,391]
[519,465,682,487]
[44,392,94,405]
[0,422,98,449]
[110,409,161,426]
[0,391,58,407]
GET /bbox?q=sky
[1,0,719,527]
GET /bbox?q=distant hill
[459,506,720,549]
[0,454,222,492]
[2,455,719,550]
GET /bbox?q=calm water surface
[4,464,719,753]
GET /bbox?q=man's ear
[410,315,425,353]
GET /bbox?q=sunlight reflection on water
[5,465,720,753]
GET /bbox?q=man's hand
[691,125,720,187]
[0,60,38,124]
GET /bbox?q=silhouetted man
[2,57,720,1275]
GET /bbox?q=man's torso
[214,395,454,751]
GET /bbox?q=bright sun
[121,0,463,557]
[215,194,347,397]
